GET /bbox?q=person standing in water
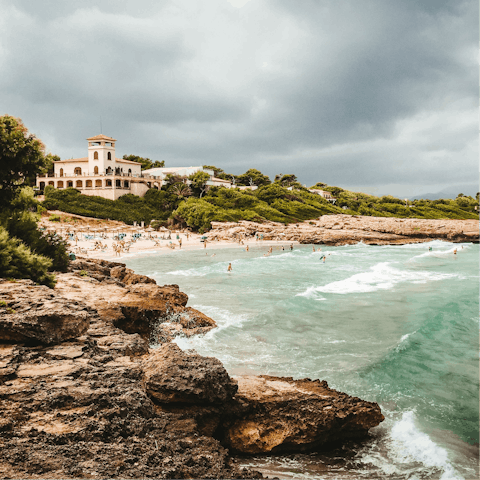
[453,248,457,255]
[312,246,315,252]
[246,245,249,252]
[290,244,293,251]
[227,263,232,272]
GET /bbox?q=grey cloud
[0,0,477,197]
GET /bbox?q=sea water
[124,240,479,479]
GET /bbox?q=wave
[359,411,463,479]
[297,262,457,295]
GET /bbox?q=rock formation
[208,215,479,245]
[0,260,385,479]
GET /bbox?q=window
[57,181,64,188]
[128,169,132,175]
[116,180,121,187]
[59,168,63,177]
[124,181,129,187]
[48,181,54,186]
[106,180,112,187]
[86,180,92,187]
[95,179,102,187]
[107,152,112,160]
[74,167,82,175]
[40,182,45,189]
[67,181,73,187]
[94,151,98,160]
[76,180,83,188]
[106,167,112,175]
[94,166,99,174]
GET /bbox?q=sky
[1,0,478,198]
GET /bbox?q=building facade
[36,135,161,200]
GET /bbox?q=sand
[39,211,297,261]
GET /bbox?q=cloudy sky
[1,0,477,197]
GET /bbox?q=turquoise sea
[125,240,479,479]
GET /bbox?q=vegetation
[0,115,69,287]
[40,166,478,233]
[122,155,165,170]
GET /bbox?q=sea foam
[298,262,457,295]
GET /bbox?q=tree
[275,174,297,187]
[236,169,271,187]
[123,154,165,170]
[188,171,211,198]
[170,183,192,199]
[0,115,47,206]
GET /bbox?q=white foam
[298,262,457,295]
[389,411,462,480]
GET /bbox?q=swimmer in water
[246,245,249,252]
[453,248,457,255]
[312,246,315,252]
[429,246,432,251]
[227,263,232,272]
[290,244,293,251]
[211,254,216,257]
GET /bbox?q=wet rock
[143,343,238,404]
[0,283,90,346]
[222,375,384,454]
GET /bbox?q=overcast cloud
[1,0,477,197]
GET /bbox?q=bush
[48,214,61,222]
[0,226,56,287]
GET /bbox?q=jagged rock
[222,375,384,454]
[0,282,90,345]
[127,283,189,307]
[143,343,238,404]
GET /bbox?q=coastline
[39,211,479,263]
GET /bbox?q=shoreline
[39,211,479,262]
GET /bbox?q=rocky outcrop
[0,281,90,345]
[143,343,238,404]
[209,215,479,245]
[221,375,384,454]
[58,257,215,343]
[0,263,385,478]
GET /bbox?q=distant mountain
[409,184,479,201]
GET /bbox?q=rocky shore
[0,258,384,479]
[209,215,479,245]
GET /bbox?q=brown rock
[0,282,90,346]
[143,343,238,404]
[222,375,384,454]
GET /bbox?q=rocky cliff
[0,259,384,479]
[209,215,479,245]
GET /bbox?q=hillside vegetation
[42,173,478,233]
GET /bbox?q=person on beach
[204,240,207,249]
[227,263,232,272]
[178,238,182,248]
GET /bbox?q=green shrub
[0,226,56,288]
[48,214,61,222]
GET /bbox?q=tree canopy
[123,155,165,170]
[0,115,47,206]
[236,169,271,187]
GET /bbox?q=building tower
[87,134,117,175]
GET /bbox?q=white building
[36,135,161,200]
[308,188,336,203]
[142,166,233,189]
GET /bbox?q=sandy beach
[39,211,298,261]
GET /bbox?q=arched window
[106,167,112,175]
[124,181,129,188]
[107,152,111,160]
[76,180,83,188]
[94,166,99,174]
[106,180,112,187]
[95,180,102,187]
[94,151,98,160]
[67,181,73,187]
[57,181,64,188]
[128,169,132,175]
[59,168,64,177]
[40,182,45,189]
[48,181,54,186]
[74,167,82,175]
[86,180,92,188]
